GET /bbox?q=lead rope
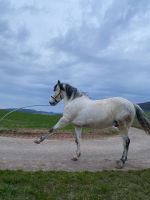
[0,104,53,144]
[0,104,50,122]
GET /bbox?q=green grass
[0,110,117,136]
[0,169,149,200]
[0,109,149,133]
[0,109,73,131]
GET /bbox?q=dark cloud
[16,25,30,42]
[46,0,150,106]
[0,19,10,36]
[0,0,150,112]
[0,0,12,16]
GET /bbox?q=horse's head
[49,80,64,106]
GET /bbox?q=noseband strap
[51,95,59,103]
[51,91,63,103]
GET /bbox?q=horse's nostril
[49,101,56,106]
[49,101,52,105]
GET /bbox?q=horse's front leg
[72,126,82,161]
[34,116,69,144]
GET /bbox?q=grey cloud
[0,0,11,16]
[0,19,10,35]
[50,0,150,58]
[21,5,40,14]
[0,3,39,78]
[1,0,150,112]
[16,25,30,42]
[47,0,150,105]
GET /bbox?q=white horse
[34,80,150,168]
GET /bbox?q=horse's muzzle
[49,101,57,106]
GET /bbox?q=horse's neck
[63,93,70,106]
[63,92,90,107]
[63,92,82,106]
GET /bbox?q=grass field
[0,169,150,200]
[0,109,150,132]
[1,109,150,129]
[0,109,73,130]
[0,110,117,136]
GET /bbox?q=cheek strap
[51,91,63,103]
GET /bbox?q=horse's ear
[58,80,64,90]
[58,80,61,85]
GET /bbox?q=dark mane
[65,84,83,100]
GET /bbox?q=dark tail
[134,104,150,134]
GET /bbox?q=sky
[0,0,150,113]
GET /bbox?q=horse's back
[90,97,134,112]
[65,96,135,128]
[108,97,135,111]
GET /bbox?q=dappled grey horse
[34,80,150,168]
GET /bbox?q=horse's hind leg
[72,126,82,161]
[116,133,130,169]
[115,118,131,169]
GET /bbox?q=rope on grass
[0,105,50,122]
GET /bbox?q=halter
[51,90,63,103]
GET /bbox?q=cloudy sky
[1,0,150,112]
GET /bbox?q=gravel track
[0,128,150,171]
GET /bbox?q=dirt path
[0,128,150,171]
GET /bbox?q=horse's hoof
[115,160,124,169]
[34,139,41,144]
[71,157,78,161]
[77,152,81,158]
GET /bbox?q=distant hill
[138,102,150,112]
[2,108,60,115]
